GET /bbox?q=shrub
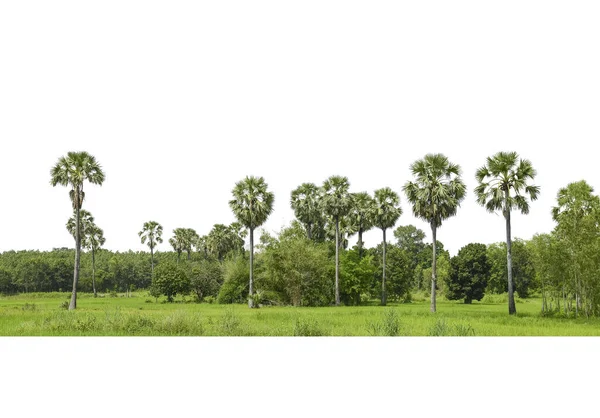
[429,319,449,336]
[367,309,401,336]
[293,317,328,336]
[217,258,249,304]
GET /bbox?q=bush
[217,258,249,304]
[367,309,401,336]
[293,317,328,336]
[190,259,223,302]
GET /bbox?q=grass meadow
[1,292,599,336]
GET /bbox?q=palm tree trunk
[358,229,364,258]
[150,246,154,277]
[69,204,81,310]
[381,228,387,306]
[249,227,254,308]
[92,247,97,298]
[187,251,191,261]
[307,223,312,241]
[505,196,516,315]
[335,217,340,306]
[430,223,437,313]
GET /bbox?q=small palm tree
[290,183,322,240]
[51,151,105,310]
[475,151,539,315]
[207,224,234,262]
[138,221,163,276]
[320,175,352,306]
[373,188,402,306]
[404,154,466,313]
[182,228,199,260]
[67,210,104,297]
[229,176,274,308]
[348,192,376,258]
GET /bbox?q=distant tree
[347,192,376,258]
[339,249,376,306]
[373,187,402,306]
[152,263,190,302]
[169,229,186,264]
[403,154,466,313]
[447,243,490,303]
[291,183,323,241]
[196,235,209,258]
[207,224,243,262]
[85,223,105,298]
[475,151,540,315]
[138,221,163,276]
[229,176,274,308]
[320,175,353,306]
[51,151,105,310]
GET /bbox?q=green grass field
[1,292,599,336]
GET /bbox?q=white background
[1,1,599,415]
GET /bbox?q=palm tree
[373,188,402,306]
[475,151,539,315]
[169,229,185,264]
[404,154,466,313]
[67,210,104,297]
[182,228,199,260]
[290,183,322,240]
[86,224,105,298]
[229,176,274,308]
[320,175,352,306]
[196,235,209,258]
[348,192,376,258]
[51,151,105,310]
[207,224,235,262]
[138,221,163,276]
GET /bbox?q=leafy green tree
[291,183,323,241]
[551,180,600,317]
[347,192,376,258]
[51,151,105,310]
[373,188,402,305]
[339,248,376,305]
[229,176,275,308]
[260,224,333,306]
[475,151,540,315]
[190,259,223,301]
[320,175,353,306]
[138,221,163,276]
[447,243,490,303]
[206,223,244,262]
[403,154,466,313]
[151,262,190,302]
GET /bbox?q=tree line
[14,149,596,316]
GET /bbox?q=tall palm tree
[404,154,466,313]
[138,221,163,276]
[348,192,376,258]
[475,151,539,315]
[290,183,322,240]
[67,210,104,297]
[229,176,274,308]
[320,175,352,306]
[51,151,105,310]
[373,188,402,306]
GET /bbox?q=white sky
[1,1,599,256]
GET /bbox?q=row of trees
[49,150,590,317]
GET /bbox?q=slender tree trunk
[249,227,255,308]
[307,223,312,241]
[69,203,81,310]
[335,217,340,306]
[177,252,181,265]
[505,194,516,315]
[187,250,191,261]
[430,223,437,313]
[150,246,154,277]
[381,228,387,306]
[92,247,97,298]
[358,229,364,259]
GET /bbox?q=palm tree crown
[475,151,540,215]
[320,176,352,219]
[139,221,163,251]
[373,188,402,231]
[403,153,466,227]
[50,151,105,210]
[229,176,275,230]
[291,183,322,239]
